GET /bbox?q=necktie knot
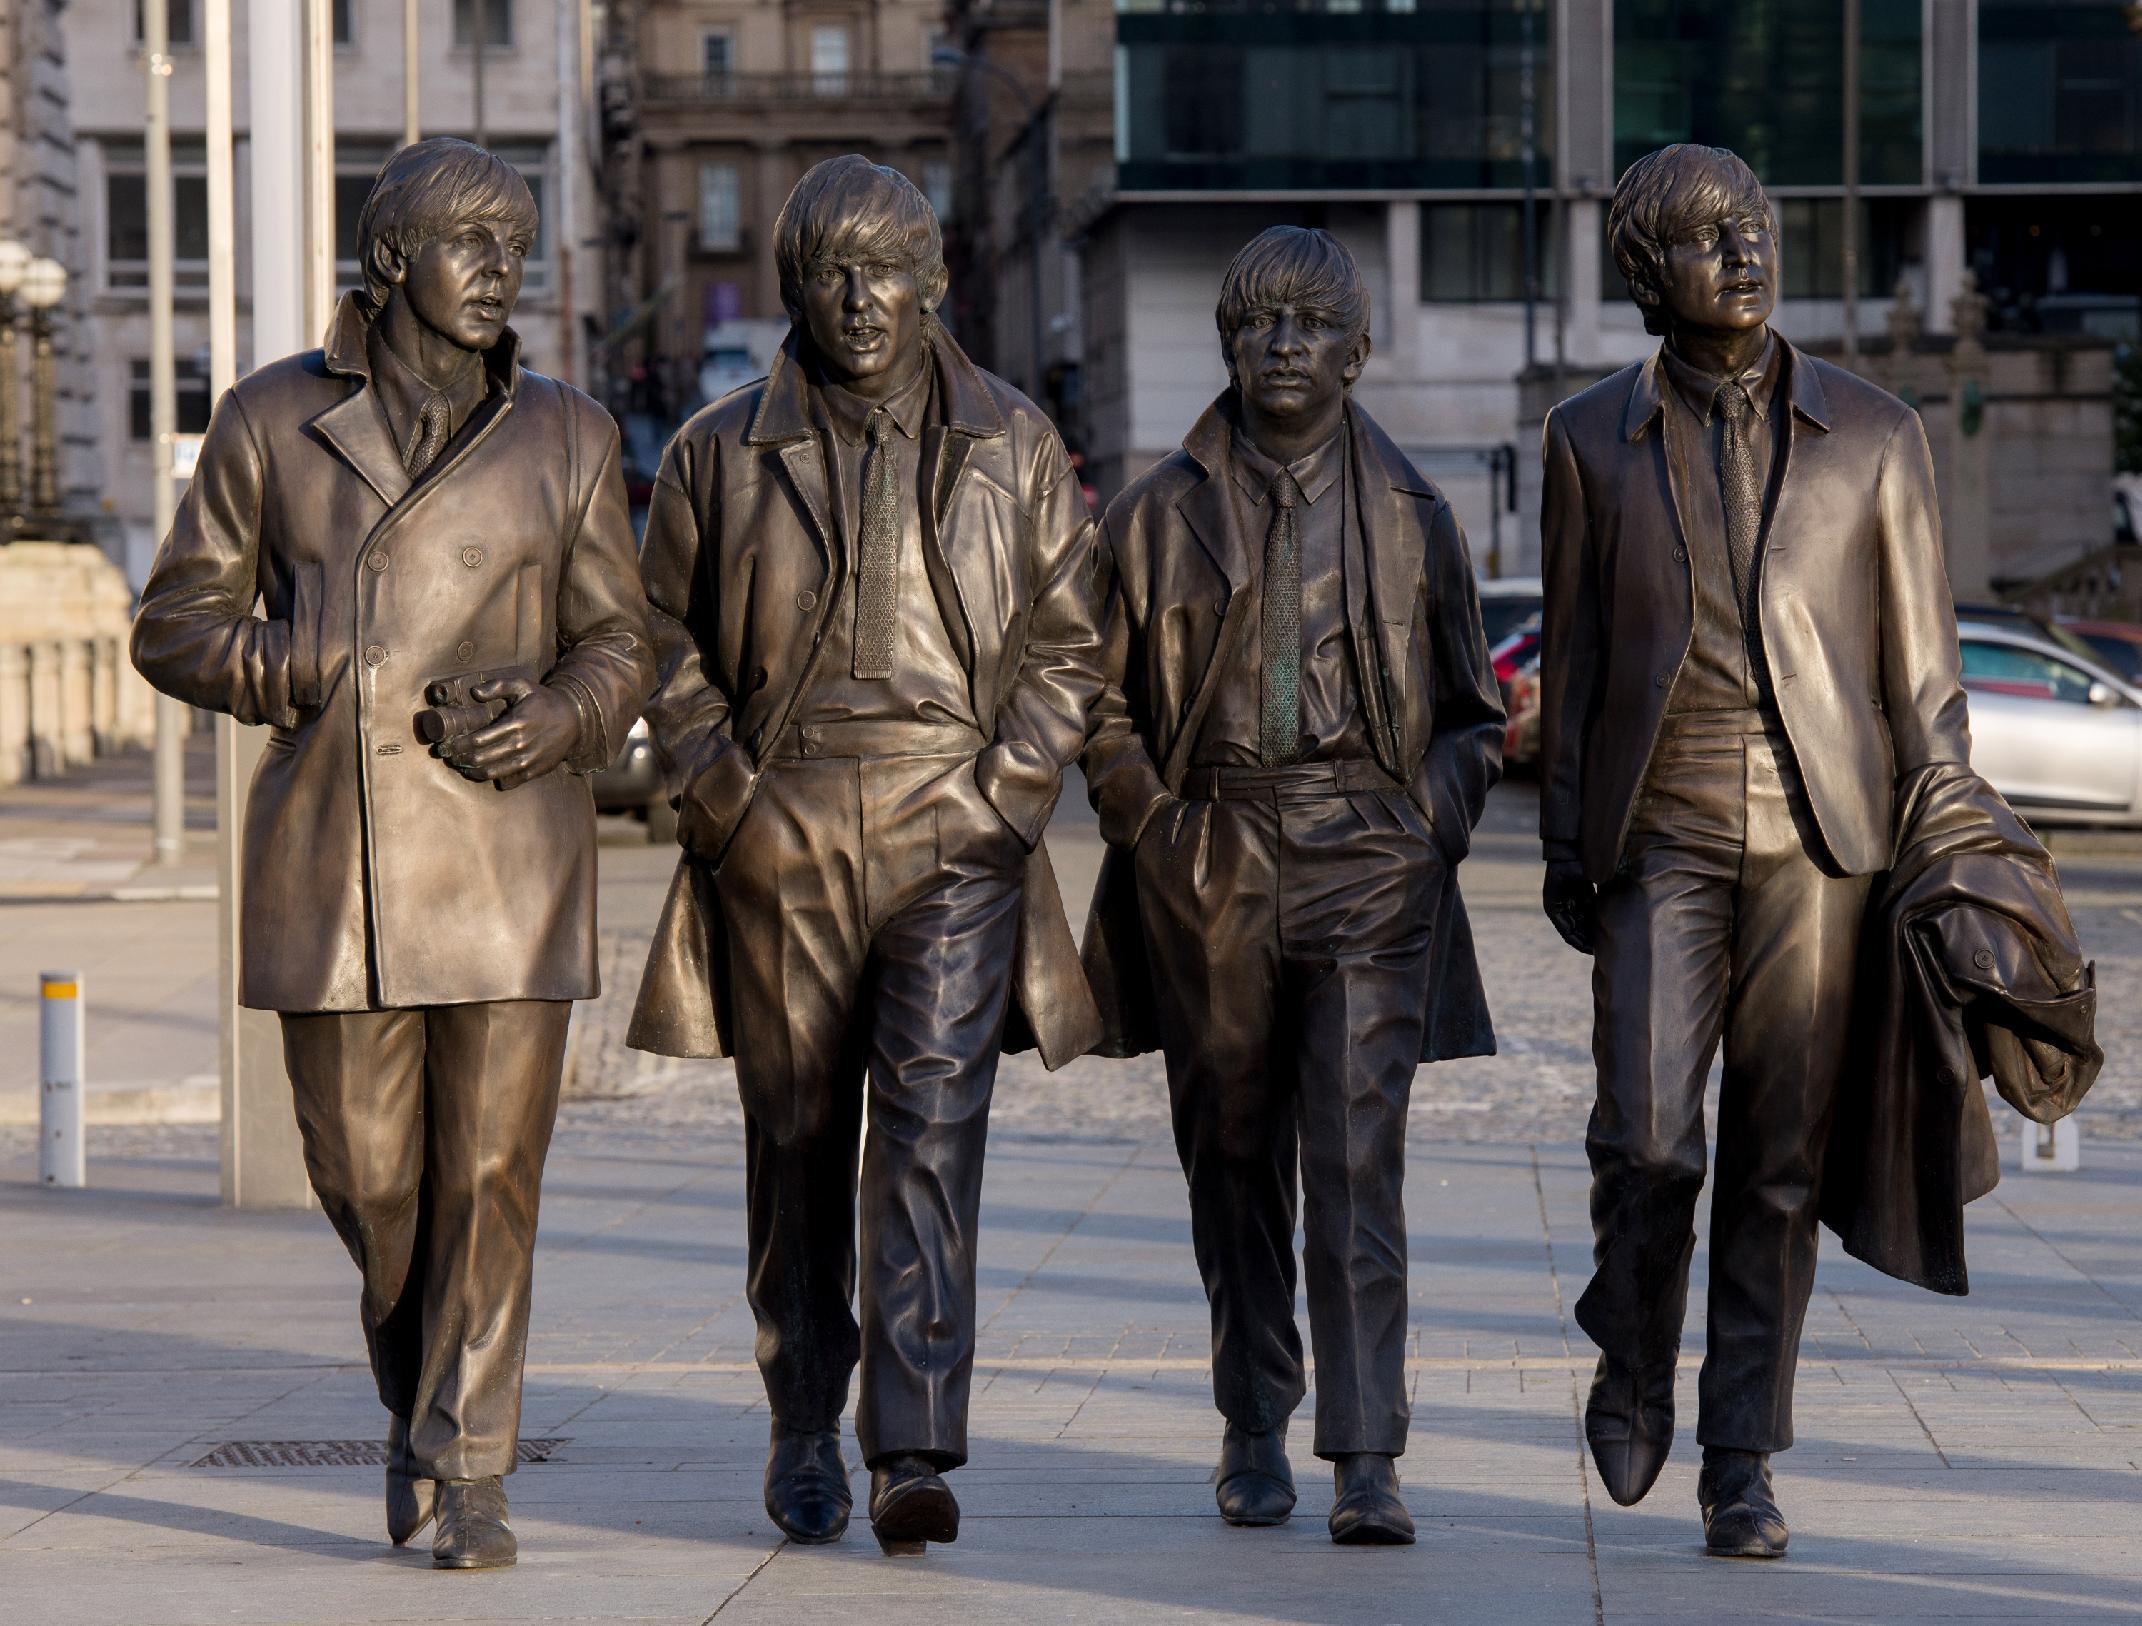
[1270,467,1298,510]
[1714,379,1753,426]
[406,392,450,477]
[867,407,890,446]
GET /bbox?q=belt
[1180,760,1398,800]
[765,718,986,761]
[1656,706,1782,741]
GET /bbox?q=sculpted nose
[842,267,870,310]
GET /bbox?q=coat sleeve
[129,386,301,728]
[1079,499,1173,850]
[1876,408,1972,778]
[546,398,656,773]
[1537,406,1597,868]
[1407,498,1504,864]
[974,429,1106,849]
[637,428,756,848]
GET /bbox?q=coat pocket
[288,560,324,708]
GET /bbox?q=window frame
[451,0,514,52]
[131,0,198,49]
[696,161,743,255]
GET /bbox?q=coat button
[1655,670,1671,688]
[797,589,818,611]
[461,546,484,568]
[1673,545,1688,563]
[1973,948,1995,970]
[364,644,388,668]
[367,552,389,571]
[457,641,476,664]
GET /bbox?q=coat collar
[745,318,1005,447]
[314,293,523,509]
[1623,332,1828,442]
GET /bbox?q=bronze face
[1224,301,1365,442]
[800,258,927,399]
[1654,210,1776,343]
[394,218,528,354]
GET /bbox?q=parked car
[2056,617,2142,685]
[1958,618,2142,825]
[1501,649,1542,771]
[1478,575,1543,649]
[592,716,677,844]
[1490,615,1541,685]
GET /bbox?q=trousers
[1134,762,1442,1456]
[279,999,570,1478]
[1576,714,1871,1451]
[717,744,1025,1467]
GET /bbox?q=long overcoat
[131,294,653,1011]
[625,323,1105,1068]
[1078,396,1505,1061]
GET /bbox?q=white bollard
[2017,1116,2080,1175]
[39,970,85,1188]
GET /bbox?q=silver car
[1958,618,2142,825]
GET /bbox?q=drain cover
[189,1438,567,1469]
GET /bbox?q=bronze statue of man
[1538,144,1971,1557]
[131,138,653,1568]
[626,155,1103,1555]
[1082,226,1504,1545]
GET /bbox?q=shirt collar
[1230,418,1344,506]
[815,350,933,446]
[367,322,488,427]
[1661,330,1781,425]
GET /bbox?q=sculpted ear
[1342,327,1371,386]
[369,235,409,290]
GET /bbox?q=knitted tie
[851,407,900,681]
[1714,379,1762,626]
[406,392,450,478]
[1259,467,1303,765]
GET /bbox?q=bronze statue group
[131,139,2099,1572]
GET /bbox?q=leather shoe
[1214,1423,1295,1526]
[1328,1454,1415,1546]
[1585,1354,1674,1507]
[432,1476,516,1569]
[1699,1448,1789,1559]
[868,1454,959,1554]
[764,1424,851,1544]
[384,1414,436,1547]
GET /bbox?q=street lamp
[0,237,27,532]
[932,44,1050,403]
[21,255,68,526]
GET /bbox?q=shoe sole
[872,1481,959,1553]
[1220,1508,1293,1528]
[433,1551,516,1570]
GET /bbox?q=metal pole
[1519,0,1540,372]
[39,971,86,1188]
[473,0,488,149]
[204,0,236,392]
[147,0,186,868]
[1028,107,1048,400]
[1841,0,1861,363]
[0,291,19,522]
[303,0,336,338]
[403,0,421,147]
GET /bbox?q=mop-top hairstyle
[1214,225,1373,371]
[773,155,949,321]
[354,137,539,318]
[1609,144,1776,336]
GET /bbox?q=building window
[131,0,196,47]
[921,160,954,221]
[1967,198,2142,333]
[334,0,354,48]
[1420,202,1558,303]
[1771,197,1913,300]
[452,0,512,50]
[810,24,851,94]
[1116,6,1553,191]
[702,28,734,81]
[1979,4,2142,185]
[1614,0,1922,186]
[697,162,742,253]
[103,143,209,290]
[130,358,212,443]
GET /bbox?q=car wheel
[645,795,679,846]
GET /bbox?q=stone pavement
[2,1112,2139,1624]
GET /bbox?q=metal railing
[640,69,959,106]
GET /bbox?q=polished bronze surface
[627,157,1104,1520]
[128,140,653,1544]
[1082,226,1503,1498]
[1538,146,2080,1530]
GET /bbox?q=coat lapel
[311,388,410,511]
[1348,409,1429,765]
[1623,349,1698,590]
[921,423,979,672]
